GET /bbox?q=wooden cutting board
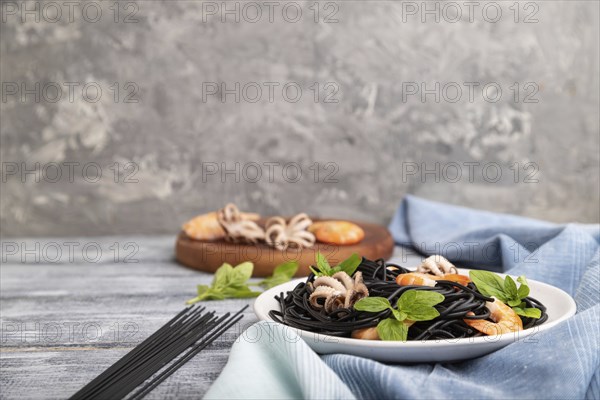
[175,219,394,277]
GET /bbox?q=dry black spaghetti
[269,257,548,340]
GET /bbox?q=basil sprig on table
[309,252,362,277]
[253,261,299,289]
[469,270,541,319]
[354,290,445,341]
[186,260,298,304]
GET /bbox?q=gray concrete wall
[1,1,599,237]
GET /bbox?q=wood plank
[1,236,417,399]
[1,236,261,398]
[1,346,236,399]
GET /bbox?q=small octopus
[217,203,265,244]
[308,271,369,314]
[264,214,316,251]
[416,255,458,276]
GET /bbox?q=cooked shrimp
[464,297,523,335]
[396,272,471,288]
[183,210,260,241]
[351,327,380,340]
[182,212,225,240]
[310,221,365,245]
[396,272,437,287]
[434,273,471,286]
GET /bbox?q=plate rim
[253,269,577,348]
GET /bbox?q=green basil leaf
[517,275,529,286]
[391,309,407,321]
[504,276,518,300]
[273,261,298,277]
[230,262,254,286]
[257,261,299,289]
[517,283,530,299]
[186,287,226,304]
[354,297,391,313]
[255,275,288,289]
[335,253,362,276]
[316,252,333,276]
[507,298,522,307]
[405,306,440,321]
[397,290,415,309]
[212,263,233,288]
[197,285,210,296]
[513,307,542,319]
[188,262,259,304]
[309,266,321,277]
[377,318,408,341]
[469,270,508,301]
[516,275,531,299]
[398,290,445,310]
[221,286,261,298]
[186,285,212,304]
[203,289,226,300]
[397,290,443,322]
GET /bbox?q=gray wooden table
[1,236,416,399]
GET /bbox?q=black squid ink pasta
[269,257,548,340]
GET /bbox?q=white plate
[253,269,577,362]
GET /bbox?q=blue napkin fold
[205,196,600,399]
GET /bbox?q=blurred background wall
[1,0,599,237]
